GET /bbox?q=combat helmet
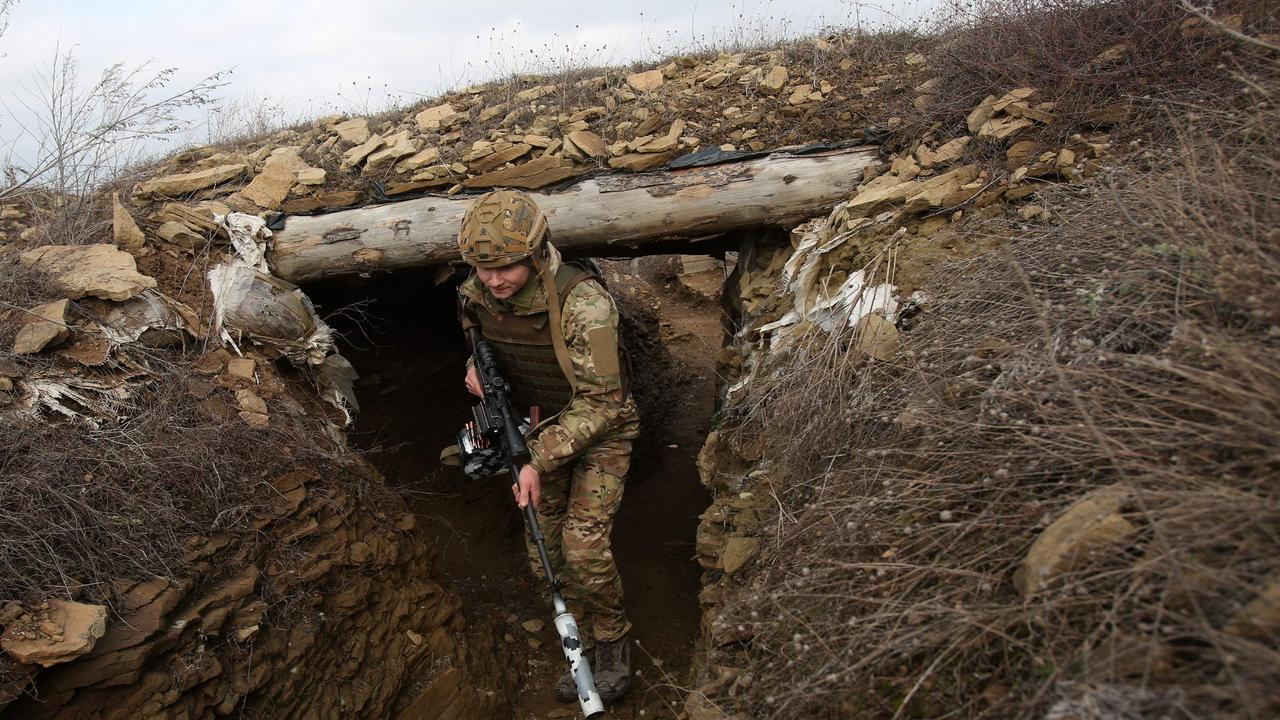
[457,190,549,268]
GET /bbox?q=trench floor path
[329,260,722,719]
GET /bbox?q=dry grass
[0,357,393,606]
[0,250,59,349]
[709,27,1279,720]
[885,0,1277,147]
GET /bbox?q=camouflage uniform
[459,243,639,643]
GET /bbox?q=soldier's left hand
[513,464,542,509]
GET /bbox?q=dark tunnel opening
[305,255,723,714]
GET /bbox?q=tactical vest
[465,262,600,416]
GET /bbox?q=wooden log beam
[270,146,877,284]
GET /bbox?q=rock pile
[103,38,925,240]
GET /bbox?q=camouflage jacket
[458,244,640,475]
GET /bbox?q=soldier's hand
[465,364,481,397]
[513,464,541,509]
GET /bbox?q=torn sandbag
[85,290,201,348]
[207,264,334,365]
[315,353,360,424]
[217,211,273,272]
[753,215,898,350]
[11,375,132,428]
[726,202,903,401]
[206,209,357,423]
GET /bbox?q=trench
[308,255,723,719]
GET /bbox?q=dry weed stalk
[714,43,1279,720]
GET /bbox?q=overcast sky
[0,0,940,169]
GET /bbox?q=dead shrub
[0,250,60,349]
[712,48,1279,720]
[889,0,1277,144]
[0,358,390,606]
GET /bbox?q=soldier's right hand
[465,364,482,397]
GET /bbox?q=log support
[270,147,876,284]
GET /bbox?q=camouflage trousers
[525,432,634,643]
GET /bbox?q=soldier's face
[477,263,531,299]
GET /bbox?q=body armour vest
[464,262,602,416]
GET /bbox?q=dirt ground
[309,255,723,719]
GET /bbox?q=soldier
[455,189,639,705]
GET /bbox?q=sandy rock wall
[1,467,513,720]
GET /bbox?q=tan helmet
[457,190,549,268]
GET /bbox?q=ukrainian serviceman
[455,190,639,704]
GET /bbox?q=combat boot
[555,669,577,703]
[593,634,631,704]
[554,639,594,704]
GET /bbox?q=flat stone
[609,151,673,172]
[415,103,459,132]
[992,87,1036,112]
[1,600,107,667]
[514,84,556,102]
[904,165,980,213]
[235,388,268,415]
[464,154,580,189]
[626,69,664,93]
[637,120,686,154]
[20,244,155,301]
[241,162,297,210]
[475,102,509,124]
[761,65,788,94]
[1007,140,1050,168]
[13,299,71,354]
[520,619,544,633]
[151,201,227,235]
[111,193,145,250]
[788,84,816,105]
[264,147,312,174]
[721,537,761,575]
[334,118,371,144]
[156,220,204,247]
[966,95,998,134]
[341,134,386,168]
[566,130,606,159]
[916,136,971,169]
[1016,484,1137,597]
[702,71,729,88]
[566,106,606,123]
[385,177,452,195]
[395,146,440,173]
[226,357,256,380]
[635,114,664,136]
[467,143,532,174]
[296,167,326,186]
[978,116,1033,141]
[136,163,248,197]
[364,130,419,173]
[852,313,900,361]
